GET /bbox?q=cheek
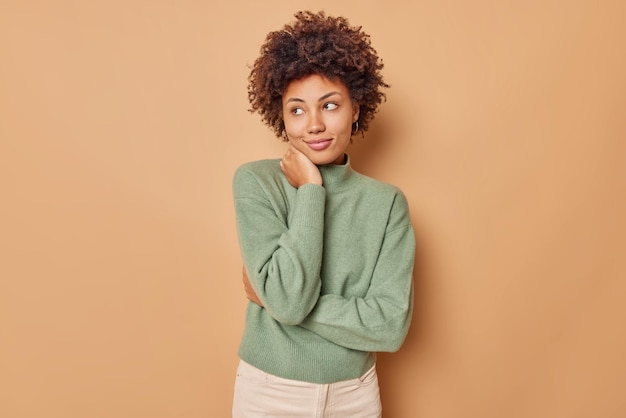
[335,117,353,135]
[283,118,303,136]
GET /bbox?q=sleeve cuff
[290,184,326,229]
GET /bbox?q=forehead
[283,74,350,100]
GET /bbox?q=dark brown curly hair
[248,11,389,139]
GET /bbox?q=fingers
[283,144,308,166]
[280,146,298,172]
[282,145,296,161]
[280,146,293,167]
[280,144,322,187]
[288,144,309,160]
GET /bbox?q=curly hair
[248,11,389,139]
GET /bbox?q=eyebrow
[286,91,343,103]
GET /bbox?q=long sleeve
[233,164,325,325]
[299,192,415,352]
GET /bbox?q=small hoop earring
[352,121,359,135]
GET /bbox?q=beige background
[1,1,625,417]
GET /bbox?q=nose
[306,110,325,134]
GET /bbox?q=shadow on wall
[377,223,435,416]
[348,109,401,178]
[349,102,436,415]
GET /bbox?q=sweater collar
[318,154,355,190]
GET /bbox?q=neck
[318,154,354,190]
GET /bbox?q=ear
[352,103,360,122]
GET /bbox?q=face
[282,74,359,165]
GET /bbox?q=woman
[232,11,415,417]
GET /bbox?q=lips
[305,138,332,151]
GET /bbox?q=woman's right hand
[280,144,322,188]
[242,265,263,307]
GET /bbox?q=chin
[310,154,341,166]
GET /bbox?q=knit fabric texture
[233,156,415,383]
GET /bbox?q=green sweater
[233,156,415,383]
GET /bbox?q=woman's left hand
[242,265,264,307]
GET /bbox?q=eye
[291,107,304,115]
[324,102,338,110]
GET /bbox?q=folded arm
[300,194,415,352]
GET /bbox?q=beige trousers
[232,360,382,417]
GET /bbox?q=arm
[233,158,325,325]
[299,193,415,352]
